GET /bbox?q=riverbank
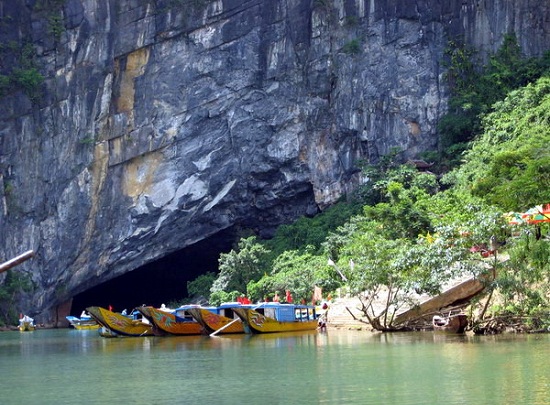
[326,296,372,330]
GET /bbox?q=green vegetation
[0,75,10,94]
[208,237,270,306]
[344,16,359,28]
[0,270,33,327]
[32,0,67,41]
[33,0,66,11]
[3,181,13,196]
[187,272,216,301]
[0,42,44,100]
[48,14,65,41]
[184,37,550,333]
[11,68,44,99]
[446,76,550,210]
[0,1,68,100]
[313,0,330,9]
[263,201,362,258]
[79,136,95,145]
[158,0,210,11]
[247,247,340,305]
[437,34,550,169]
[342,39,361,55]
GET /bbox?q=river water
[1,328,548,405]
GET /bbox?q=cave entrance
[71,228,238,315]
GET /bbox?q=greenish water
[0,329,548,404]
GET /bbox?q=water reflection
[0,328,549,405]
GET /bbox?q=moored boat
[66,313,100,330]
[233,303,319,334]
[18,314,35,332]
[187,302,249,335]
[432,313,468,333]
[99,326,119,338]
[137,305,205,336]
[86,306,154,337]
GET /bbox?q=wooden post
[0,250,34,274]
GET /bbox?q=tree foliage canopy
[446,76,550,211]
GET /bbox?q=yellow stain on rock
[122,151,162,201]
[86,142,110,237]
[71,141,110,271]
[116,47,150,114]
[409,121,421,136]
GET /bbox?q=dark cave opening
[70,228,238,316]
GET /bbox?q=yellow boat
[187,303,247,335]
[73,323,100,330]
[18,315,35,332]
[137,306,204,336]
[233,303,319,333]
[86,306,154,337]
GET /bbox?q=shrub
[342,39,361,55]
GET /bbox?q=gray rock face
[0,0,549,322]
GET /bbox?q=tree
[210,236,270,296]
[322,191,505,331]
[446,76,550,211]
[497,230,550,314]
[263,201,361,258]
[438,35,550,168]
[0,270,32,326]
[187,272,216,300]
[247,247,339,304]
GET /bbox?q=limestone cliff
[0,0,548,322]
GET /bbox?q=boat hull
[18,315,35,332]
[73,323,100,330]
[66,315,99,330]
[433,314,468,333]
[19,322,35,332]
[187,307,244,334]
[138,306,204,336]
[233,307,318,334]
[86,306,153,337]
[99,326,119,338]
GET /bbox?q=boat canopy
[255,303,317,322]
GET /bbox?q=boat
[98,326,119,338]
[187,302,249,335]
[66,313,100,330]
[233,303,319,334]
[18,314,35,332]
[86,306,154,337]
[392,270,495,328]
[137,305,205,336]
[432,313,468,333]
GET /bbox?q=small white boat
[18,314,35,332]
[66,312,99,330]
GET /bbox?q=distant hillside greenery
[187,37,550,333]
[438,34,550,169]
[445,76,550,211]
